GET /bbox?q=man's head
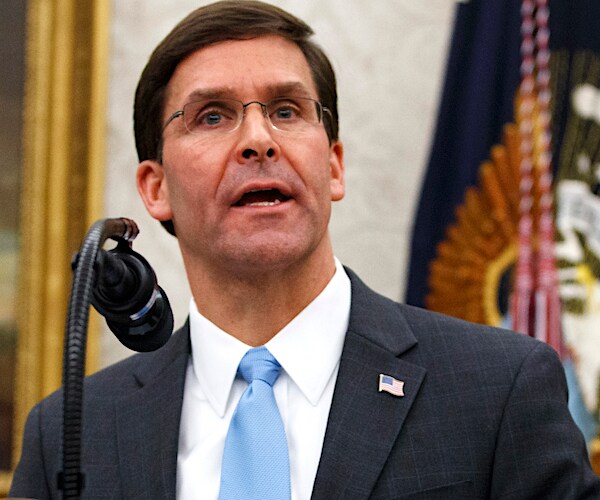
[135,1,344,282]
[134,0,339,164]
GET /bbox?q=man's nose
[235,104,281,163]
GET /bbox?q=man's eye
[202,111,224,125]
[187,103,237,130]
[271,103,301,121]
[275,107,295,119]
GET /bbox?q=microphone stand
[58,218,139,498]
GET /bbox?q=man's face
[137,35,344,276]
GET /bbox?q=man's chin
[216,236,319,275]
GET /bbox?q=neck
[185,247,337,346]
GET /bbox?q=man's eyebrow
[263,81,314,98]
[184,87,233,102]
[182,82,315,103]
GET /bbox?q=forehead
[165,35,318,108]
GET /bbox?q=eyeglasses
[162,96,330,137]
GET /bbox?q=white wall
[102,0,456,366]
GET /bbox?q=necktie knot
[238,346,281,387]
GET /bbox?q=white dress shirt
[177,259,351,500]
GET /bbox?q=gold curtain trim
[1,0,110,491]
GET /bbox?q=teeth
[248,199,281,207]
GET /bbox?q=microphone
[91,244,174,352]
[59,218,173,497]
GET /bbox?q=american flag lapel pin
[378,374,405,397]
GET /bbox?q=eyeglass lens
[181,97,323,135]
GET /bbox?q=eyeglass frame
[161,96,332,137]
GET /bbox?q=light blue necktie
[219,346,291,500]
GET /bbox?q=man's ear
[136,160,173,222]
[329,141,345,202]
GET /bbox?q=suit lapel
[115,323,191,499]
[311,270,426,500]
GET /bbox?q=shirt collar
[188,258,351,416]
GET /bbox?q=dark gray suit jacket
[10,269,600,499]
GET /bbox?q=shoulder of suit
[85,323,190,386]
[396,301,557,363]
[345,266,549,360]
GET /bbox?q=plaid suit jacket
[10,268,600,499]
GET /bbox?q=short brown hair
[134,0,339,164]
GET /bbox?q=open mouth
[234,188,291,207]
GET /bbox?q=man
[10,1,600,498]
